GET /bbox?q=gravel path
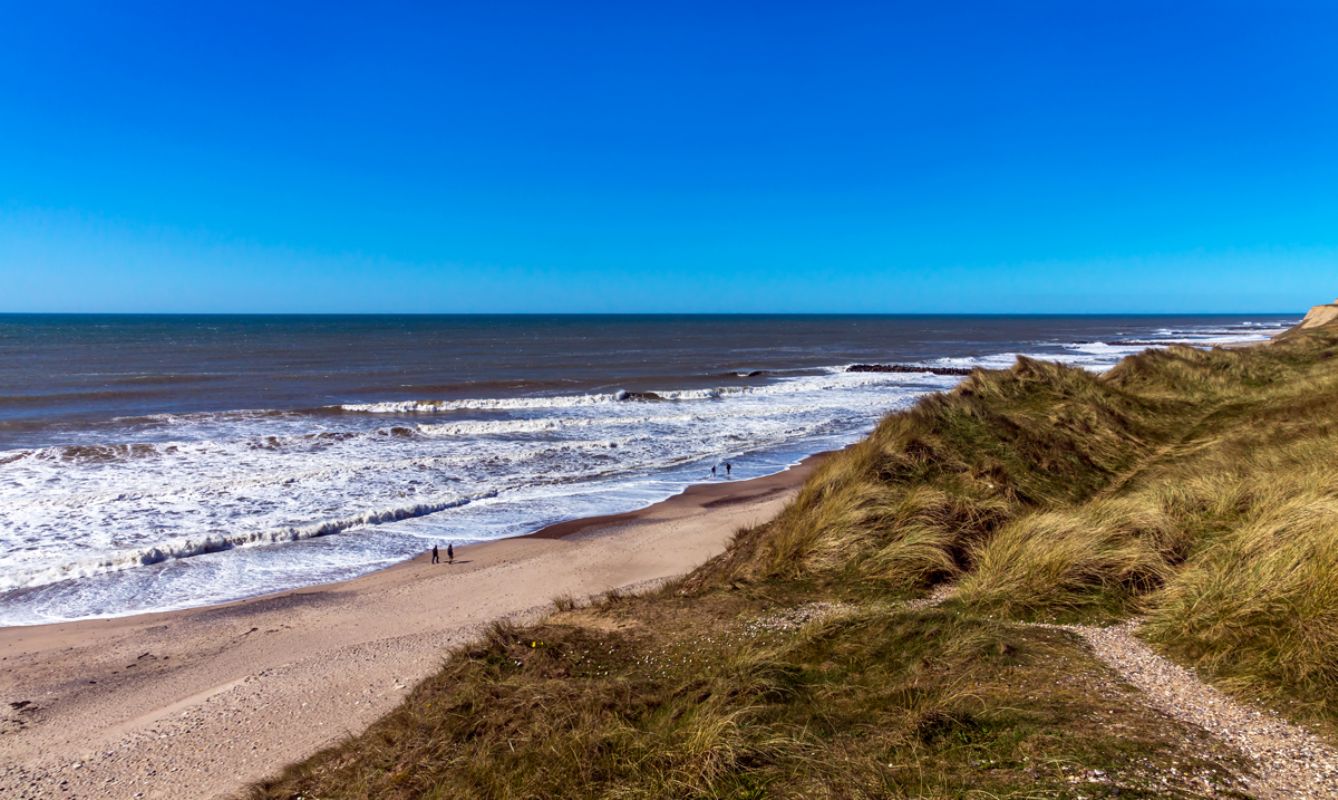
[1051,620,1338,800]
[913,584,1338,798]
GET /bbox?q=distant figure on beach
[447,543,455,564]
[725,462,732,477]
[431,544,439,564]
[711,465,717,478]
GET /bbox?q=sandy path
[0,460,818,800]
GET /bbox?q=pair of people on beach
[431,543,453,564]
[710,462,733,478]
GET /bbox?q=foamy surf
[0,490,497,593]
[336,372,955,416]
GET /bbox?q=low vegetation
[251,319,1338,799]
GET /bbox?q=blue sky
[1,1,1335,313]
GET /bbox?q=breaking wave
[0,491,497,593]
[335,371,953,415]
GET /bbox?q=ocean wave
[0,490,498,593]
[335,372,952,415]
[16,441,182,463]
[1063,330,1292,354]
[416,414,702,437]
[338,392,627,414]
[1062,341,1160,356]
[7,428,369,464]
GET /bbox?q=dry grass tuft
[957,498,1180,620]
[1144,457,1338,723]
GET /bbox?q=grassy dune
[251,320,1338,799]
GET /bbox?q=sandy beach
[0,456,823,800]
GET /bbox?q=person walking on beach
[447,543,455,564]
[711,465,717,478]
[431,544,440,564]
[725,462,732,477]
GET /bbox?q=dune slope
[251,317,1338,799]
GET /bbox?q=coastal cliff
[1300,298,1338,329]
[251,307,1338,800]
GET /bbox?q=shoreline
[0,452,827,800]
[1,451,829,634]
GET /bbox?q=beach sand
[0,456,822,800]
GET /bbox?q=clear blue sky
[1,1,1334,313]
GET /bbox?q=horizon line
[0,310,1305,318]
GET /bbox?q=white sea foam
[0,490,495,592]
[339,392,626,414]
[416,415,703,437]
[338,372,951,416]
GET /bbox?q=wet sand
[0,455,825,800]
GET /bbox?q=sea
[0,314,1296,626]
